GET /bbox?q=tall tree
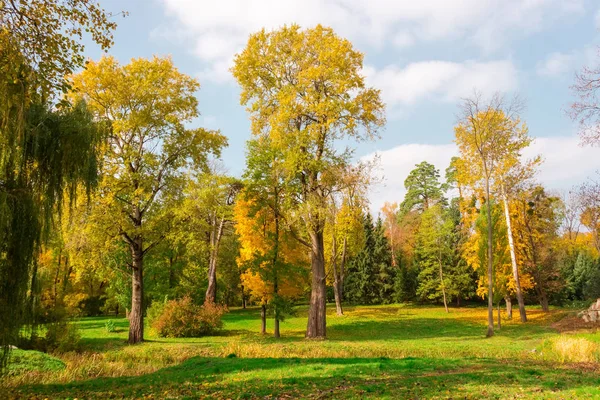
[232,24,385,338]
[400,161,445,214]
[454,93,524,337]
[0,0,117,369]
[69,56,226,343]
[570,50,600,146]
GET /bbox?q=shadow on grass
[11,356,600,399]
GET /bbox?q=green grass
[6,349,65,376]
[3,304,600,399]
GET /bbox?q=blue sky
[85,0,600,212]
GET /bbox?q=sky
[84,0,600,213]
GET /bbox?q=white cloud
[364,136,600,214]
[364,60,517,107]
[157,0,582,83]
[537,46,598,78]
[536,52,576,77]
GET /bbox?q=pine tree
[344,214,377,304]
[374,217,395,304]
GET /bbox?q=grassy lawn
[3,304,600,399]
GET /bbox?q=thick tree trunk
[537,288,549,312]
[274,316,280,338]
[261,304,267,335]
[128,242,144,344]
[306,230,327,339]
[205,216,225,304]
[501,190,527,323]
[505,296,513,320]
[485,185,494,337]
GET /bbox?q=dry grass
[551,336,599,363]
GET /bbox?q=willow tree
[232,24,385,338]
[68,56,226,344]
[0,0,117,368]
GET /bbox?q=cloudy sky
[86,0,600,212]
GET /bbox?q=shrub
[45,321,81,353]
[104,319,116,333]
[151,296,226,338]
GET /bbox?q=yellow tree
[455,93,526,337]
[232,25,385,338]
[68,56,226,343]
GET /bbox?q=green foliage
[104,320,116,334]
[345,214,395,305]
[150,297,226,338]
[569,252,600,300]
[400,161,445,215]
[44,322,81,353]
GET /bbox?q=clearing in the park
[4,304,600,399]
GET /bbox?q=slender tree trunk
[331,235,343,316]
[537,286,550,312]
[260,304,267,335]
[497,300,502,330]
[438,249,448,313]
[115,304,119,317]
[456,295,461,307]
[306,230,327,339]
[505,296,513,320]
[205,216,225,304]
[241,285,246,309]
[339,236,347,301]
[501,189,527,322]
[485,183,494,337]
[129,240,144,344]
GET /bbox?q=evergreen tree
[344,214,377,304]
[400,162,446,215]
[374,217,395,304]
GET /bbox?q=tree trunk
[241,285,246,309]
[205,216,225,304]
[505,296,513,320]
[456,295,461,307]
[537,287,549,312]
[501,189,527,323]
[333,278,343,316]
[497,300,502,330]
[128,242,144,344]
[438,248,448,313]
[274,315,280,338]
[260,304,267,335]
[306,230,327,339]
[115,304,119,317]
[485,185,494,337]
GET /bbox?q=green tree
[232,24,385,338]
[69,56,226,344]
[374,216,395,304]
[0,0,117,368]
[400,161,445,215]
[345,214,377,304]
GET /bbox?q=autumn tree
[232,24,385,338]
[69,56,226,343]
[236,138,308,336]
[455,92,525,336]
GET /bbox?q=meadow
[1,304,599,399]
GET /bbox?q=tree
[345,214,378,304]
[68,56,226,343]
[232,24,385,338]
[373,217,395,304]
[514,186,564,311]
[0,0,118,369]
[415,205,455,312]
[381,202,402,267]
[400,162,445,214]
[577,178,600,253]
[455,93,525,337]
[570,49,600,146]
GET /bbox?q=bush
[45,321,81,353]
[104,319,116,333]
[151,296,226,338]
